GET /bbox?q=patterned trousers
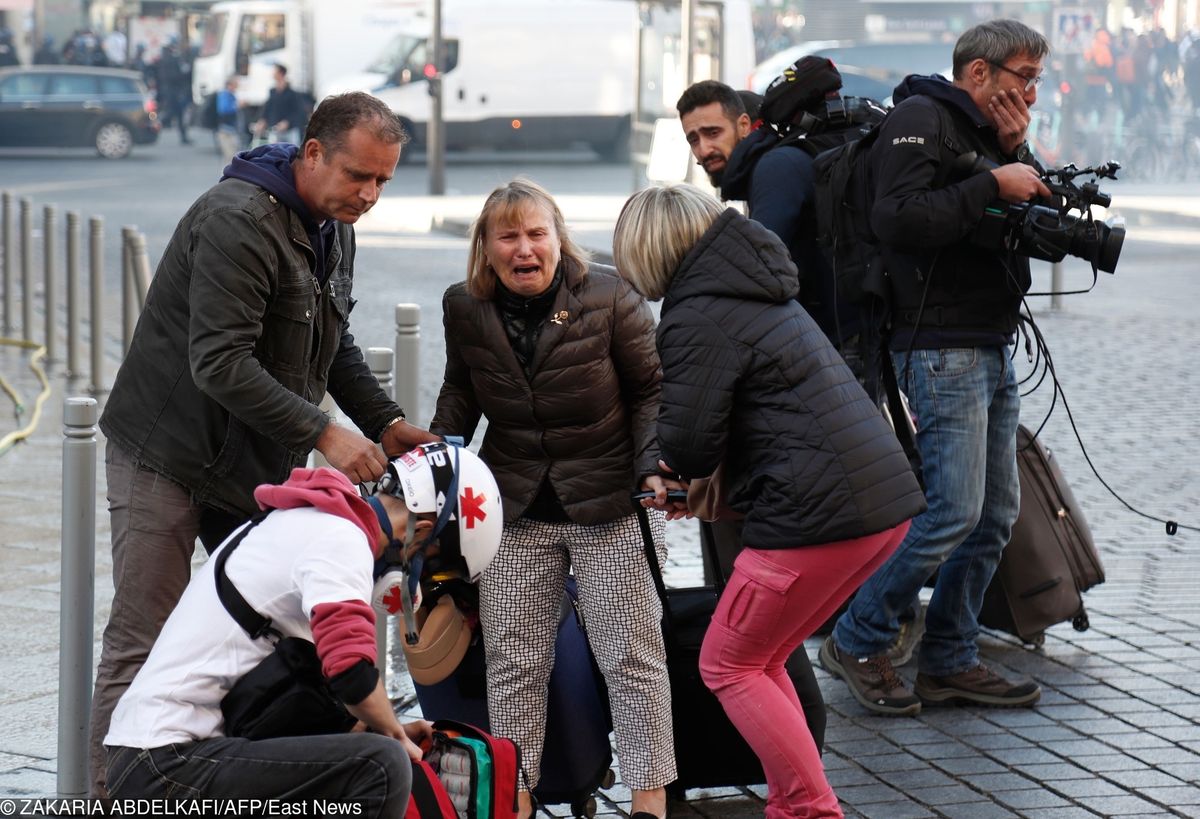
[479,512,677,791]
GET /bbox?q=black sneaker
[818,636,921,716]
[916,663,1041,708]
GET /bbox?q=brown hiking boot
[818,636,921,716]
[915,663,1042,708]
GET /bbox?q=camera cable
[1014,303,1197,536]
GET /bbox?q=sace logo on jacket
[893,135,925,145]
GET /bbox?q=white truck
[320,0,754,160]
[191,0,423,114]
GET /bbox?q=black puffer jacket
[656,209,926,549]
[431,261,661,525]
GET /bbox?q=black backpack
[810,100,956,310]
[771,95,888,159]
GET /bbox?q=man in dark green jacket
[89,92,438,796]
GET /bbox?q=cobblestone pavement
[0,189,1197,818]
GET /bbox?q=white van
[323,0,754,160]
[193,0,422,112]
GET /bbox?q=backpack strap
[928,99,963,189]
[213,513,279,642]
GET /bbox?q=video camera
[958,155,1126,274]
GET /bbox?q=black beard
[707,167,725,187]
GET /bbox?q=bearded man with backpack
[819,19,1051,716]
[674,68,876,755]
[677,61,875,353]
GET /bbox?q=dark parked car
[0,66,159,159]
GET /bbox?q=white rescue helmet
[380,441,503,582]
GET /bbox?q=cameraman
[820,19,1050,715]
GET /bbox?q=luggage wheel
[1072,610,1090,632]
[570,796,597,818]
[601,768,616,789]
[1023,632,1046,649]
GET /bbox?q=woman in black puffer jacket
[614,183,926,818]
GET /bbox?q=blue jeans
[107,734,411,814]
[833,346,1021,677]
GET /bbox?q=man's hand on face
[989,87,1032,156]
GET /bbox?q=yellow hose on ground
[0,337,51,457]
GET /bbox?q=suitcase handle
[633,503,725,601]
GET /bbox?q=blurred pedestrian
[103,27,128,68]
[1183,29,1200,113]
[33,35,59,65]
[0,28,19,67]
[215,75,243,164]
[253,63,307,144]
[158,37,193,144]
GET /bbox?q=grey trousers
[479,512,677,792]
[88,442,203,797]
[107,734,411,815]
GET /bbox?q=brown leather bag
[979,425,1105,645]
[686,462,744,523]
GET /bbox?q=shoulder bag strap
[213,513,278,641]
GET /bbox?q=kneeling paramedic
[104,442,503,811]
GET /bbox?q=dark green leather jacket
[101,177,400,515]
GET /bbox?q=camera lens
[1096,221,1124,274]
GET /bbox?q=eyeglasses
[988,61,1043,92]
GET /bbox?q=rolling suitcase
[634,506,822,794]
[980,424,1105,645]
[413,577,615,818]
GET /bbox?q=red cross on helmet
[379,441,503,582]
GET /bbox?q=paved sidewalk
[0,192,1197,818]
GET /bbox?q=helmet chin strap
[368,444,462,646]
[367,495,423,645]
[401,511,422,645]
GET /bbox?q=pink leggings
[699,522,910,819]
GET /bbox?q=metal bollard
[43,205,57,363]
[21,197,33,343]
[367,347,395,403]
[2,191,12,333]
[393,304,421,426]
[66,212,81,378]
[121,226,137,354]
[130,231,152,303]
[88,217,105,394]
[366,347,396,682]
[58,396,97,798]
[1050,261,1063,312]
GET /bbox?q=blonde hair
[465,178,590,300]
[612,183,726,301]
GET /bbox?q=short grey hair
[953,19,1050,80]
[303,92,408,157]
[613,183,725,302]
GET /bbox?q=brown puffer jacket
[431,261,661,525]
